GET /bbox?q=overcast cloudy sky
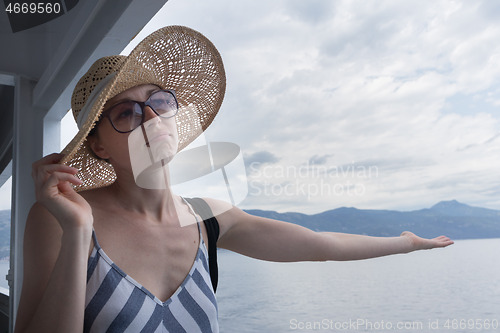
[3,0,498,214]
[148,0,500,214]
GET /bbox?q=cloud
[485,133,500,145]
[0,177,11,211]
[309,154,334,165]
[244,151,280,168]
[283,0,335,25]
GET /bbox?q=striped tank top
[85,216,218,332]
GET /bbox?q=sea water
[217,238,500,333]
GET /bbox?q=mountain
[429,199,500,217]
[245,200,500,240]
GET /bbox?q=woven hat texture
[60,25,226,191]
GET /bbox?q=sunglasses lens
[108,102,143,132]
[148,90,178,118]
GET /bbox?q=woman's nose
[143,105,160,123]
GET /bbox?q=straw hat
[60,25,226,191]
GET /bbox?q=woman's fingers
[44,171,83,189]
[32,161,79,185]
[434,236,454,247]
[31,153,64,169]
[33,157,82,202]
[32,153,82,199]
[427,235,453,248]
[32,153,76,171]
[34,163,79,176]
[37,173,79,202]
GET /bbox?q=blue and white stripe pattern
[84,223,218,333]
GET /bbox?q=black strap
[184,197,219,292]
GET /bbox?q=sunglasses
[101,89,179,133]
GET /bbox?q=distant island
[245,199,500,240]
[0,200,499,258]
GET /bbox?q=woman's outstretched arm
[212,200,453,262]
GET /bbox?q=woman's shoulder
[195,197,251,234]
[196,197,235,218]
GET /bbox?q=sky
[2,0,500,214]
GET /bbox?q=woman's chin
[150,142,178,164]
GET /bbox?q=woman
[15,26,453,333]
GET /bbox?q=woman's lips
[145,133,171,147]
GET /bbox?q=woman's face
[89,84,179,177]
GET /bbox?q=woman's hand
[401,231,454,251]
[31,153,93,231]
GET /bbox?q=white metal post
[9,76,44,332]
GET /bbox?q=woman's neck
[107,166,182,224]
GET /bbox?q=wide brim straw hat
[60,25,226,191]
